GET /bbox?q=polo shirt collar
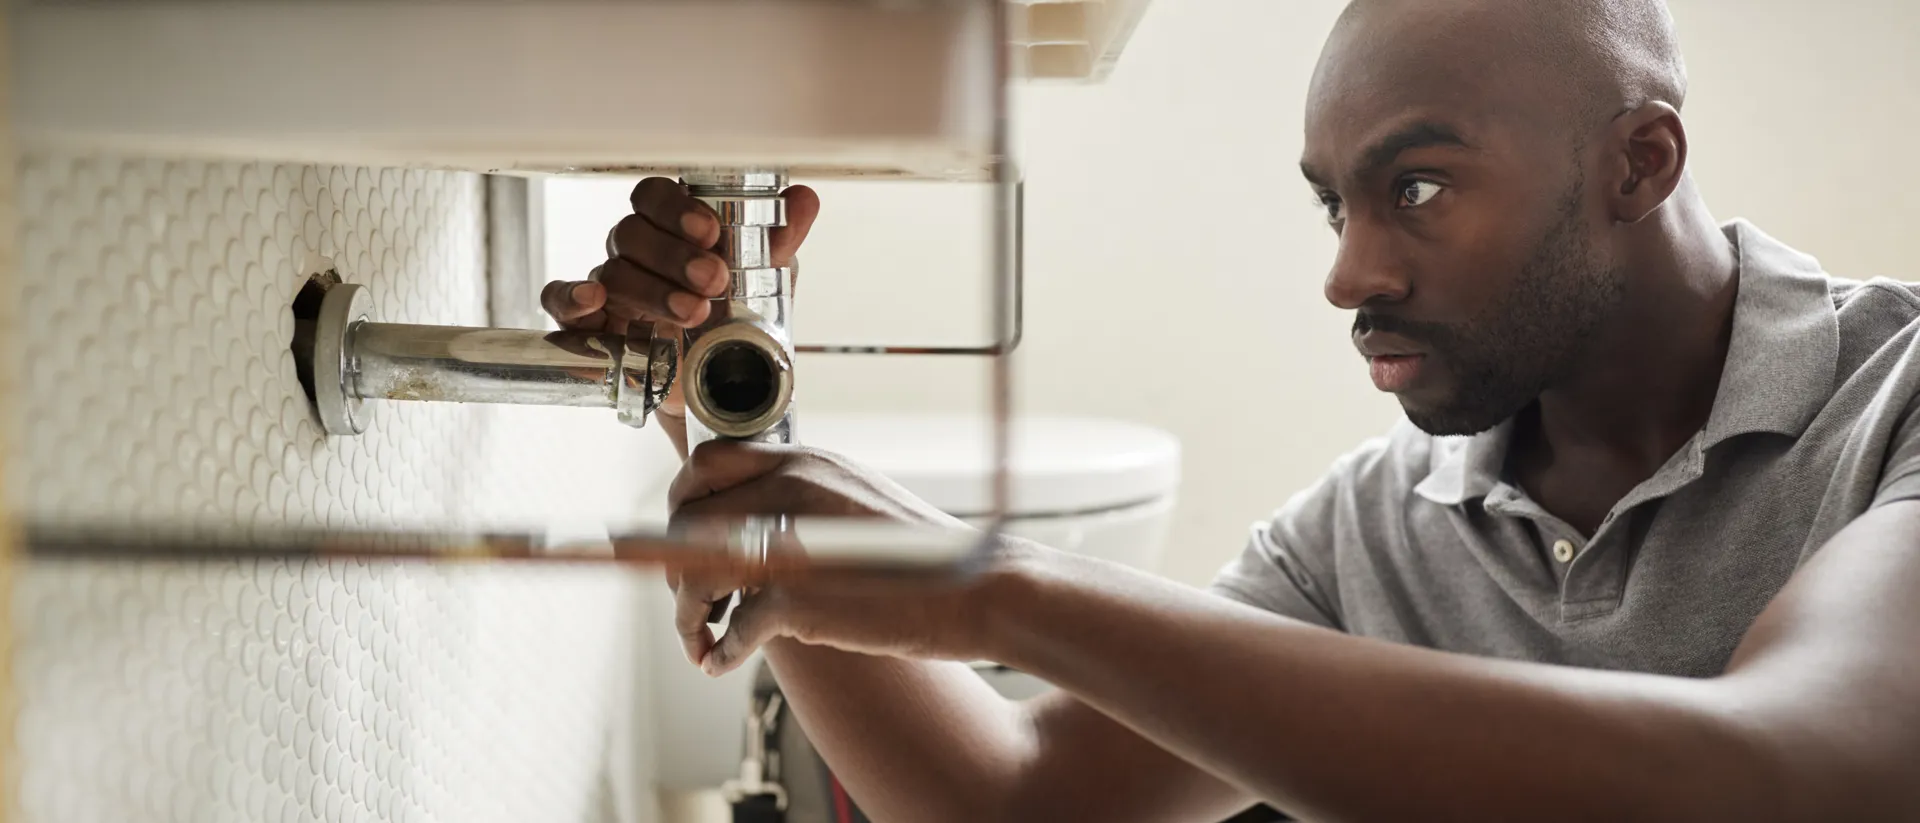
[1413,421,1511,506]
[1413,219,1840,506]
[1699,219,1840,448]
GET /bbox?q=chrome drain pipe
[296,280,678,436]
[678,169,798,448]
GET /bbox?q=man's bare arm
[672,442,1920,821]
[982,501,1920,821]
[763,645,1256,823]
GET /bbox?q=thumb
[702,589,789,676]
[668,441,796,509]
[768,185,819,266]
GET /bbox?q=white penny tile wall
[8,152,672,823]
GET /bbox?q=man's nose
[1323,227,1412,310]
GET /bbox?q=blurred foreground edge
[15,517,997,583]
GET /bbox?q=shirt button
[1552,539,1576,563]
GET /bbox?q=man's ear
[1606,101,1688,224]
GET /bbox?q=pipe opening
[700,341,778,419]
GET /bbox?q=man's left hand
[667,441,1030,676]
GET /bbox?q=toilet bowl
[801,413,1183,572]
[802,412,1183,703]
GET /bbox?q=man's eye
[1317,193,1345,224]
[1396,180,1444,208]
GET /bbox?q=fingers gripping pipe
[291,170,796,444]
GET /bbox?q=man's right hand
[540,176,821,420]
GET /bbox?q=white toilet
[802,412,1183,572]
[801,413,1183,698]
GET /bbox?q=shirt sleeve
[1208,441,1390,631]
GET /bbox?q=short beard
[1361,180,1626,437]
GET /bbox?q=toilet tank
[802,414,1182,571]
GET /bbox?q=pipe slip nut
[698,197,786,229]
[615,321,679,430]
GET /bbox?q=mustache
[1352,312,1455,343]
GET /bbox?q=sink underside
[16,0,1031,180]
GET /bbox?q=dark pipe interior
[288,275,334,409]
[701,341,777,417]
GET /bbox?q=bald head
[1316,0,1687,144]
[1528,0,1689,115]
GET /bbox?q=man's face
[1300,10,1627,436]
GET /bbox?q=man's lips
[1355,332,1429,392]
[1368,355,1426,392]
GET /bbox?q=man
[542,0,1920,819]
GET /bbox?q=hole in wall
[289,269,341,418]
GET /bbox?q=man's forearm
[984,550,1804,822]
[763,641,1036,823]
[691,429,1035,819]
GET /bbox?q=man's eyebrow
[1301,122,1473,187]
[1359,122,1470,176]
[1299,161,1329,188]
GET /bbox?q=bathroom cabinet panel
[14,1,1152,178]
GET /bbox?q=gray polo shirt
[1211,219,1920,677]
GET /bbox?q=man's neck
[1511,189,1740,530]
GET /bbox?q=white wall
[1668,0,1920,277]
[1000,0,1383,587]
[543,0,1920,590]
